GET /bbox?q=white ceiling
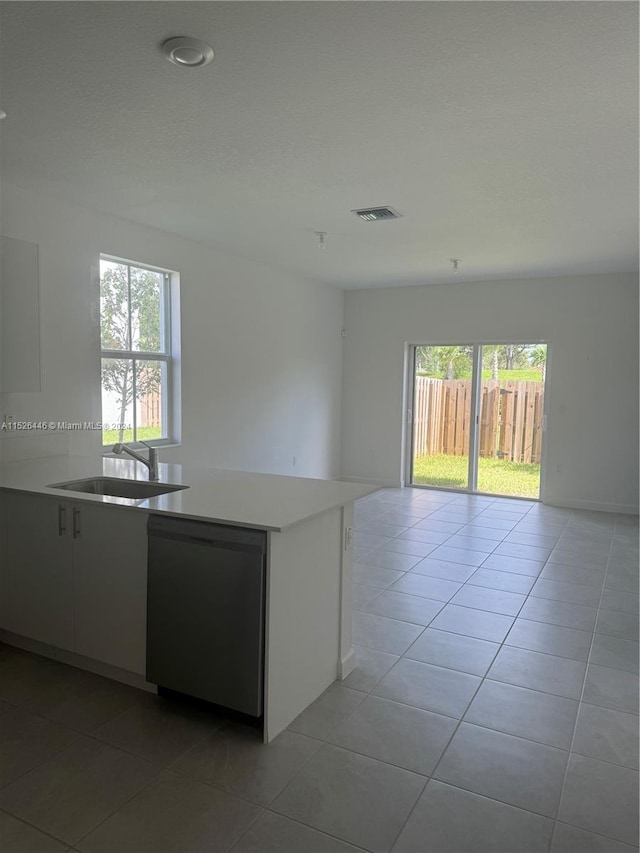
[0,1,637,288]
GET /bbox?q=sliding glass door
[409,343,547,499]
[476,344,547,497]
[410,345,475,491]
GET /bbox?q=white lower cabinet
[1,492,74,650]
[72,503,148,674]
[0,492,148,675]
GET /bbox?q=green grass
[417,369,543,382]
[102,426,162,446]
[413,453,540,497]
[482,369,543,382]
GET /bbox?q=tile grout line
[384,498,562,850]
[357,503,634,668]
[0,683,236,848]
[298,682,632,769]
[354,496,635,847]
[0,707,87,793]
[340,493,570,848]
[220,806,265,853]
[235,806,375,853]
[547,514,635,853]
[549,512,615,851]
[0,712,163,851]
[0,805,89,851]
[1,491,634,853]
[71,718,263,850]
[383,497,564,849]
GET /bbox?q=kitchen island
[0,455,377,741]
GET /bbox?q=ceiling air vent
[351,206,402,222]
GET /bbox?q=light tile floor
[0,488,638,852]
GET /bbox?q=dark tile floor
[0,488,638,852]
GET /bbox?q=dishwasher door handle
[147,516,266,554]
[151,531,265,554]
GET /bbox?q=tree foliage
[503,344,529,371]
[418,344,546,380]
[416,346,473,379]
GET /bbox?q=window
[99,256,175,447]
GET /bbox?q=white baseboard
[0,629,157,692]
[339,646,357,679]
[544,498,639,516]
[340,475,398,487]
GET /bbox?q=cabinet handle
[72,507,81,539]
[58,505,67,536]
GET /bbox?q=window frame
[99,254,176,450]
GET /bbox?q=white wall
[342,273,639,514]
[0,184,344,478]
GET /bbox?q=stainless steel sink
[48,477,189,499]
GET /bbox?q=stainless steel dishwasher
[146,515,267,717]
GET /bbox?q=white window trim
[99,255,180,450]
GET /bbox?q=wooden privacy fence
[413,378,544,464]
[139,391,161,428]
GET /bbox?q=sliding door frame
[467,344,482,493]
[404,340,551,502]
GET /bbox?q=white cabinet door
[72,504,148,675]
[0,492,73,649]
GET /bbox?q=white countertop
[0,456,379,531]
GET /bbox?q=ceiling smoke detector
[161,37,214,68]
[351,206,402,222]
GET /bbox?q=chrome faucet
[113,441,159,480]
